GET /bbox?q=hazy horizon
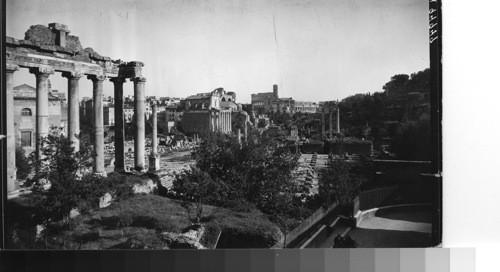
[6,0,429,104]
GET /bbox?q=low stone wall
[274,202,339,248]
[357,183,434,212]
[357,186,399,211]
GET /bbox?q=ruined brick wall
[181,111,210,135]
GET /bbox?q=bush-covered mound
[20,194,282,249]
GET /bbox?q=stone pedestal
[149,155,160,172]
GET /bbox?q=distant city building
[180,88,237,135]
[251,84,295,114]
[158,104,184,133]
[294,101,319,113]
[13,83,67,152]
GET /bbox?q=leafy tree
[268,186,299,248]
[392,114,431,160]
[178,129,302,215]
[15,146,31,180]
[28,133,94,225]
[319,156,362,213]
[172,166,220,224]
[333,235,358,248]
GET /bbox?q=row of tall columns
[4,66,147,187]
[321,108,340,137]
[110,76,146,172]
[6,65,19,192]
[222,112,231,132]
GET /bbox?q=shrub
[333,235,358,248]
[15,146,31,180]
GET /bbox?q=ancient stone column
[225,112,228,132]
[6,64,19,193]
[110,77,126,172]
[208,112,213,131]
[321,110,326,136]
[244,120,248,142]
[336,107,340,133]
[30,67,54,161]
[329,110,333,138]
[149,103,160,172]
[132,77,146,170]
[237,128,241,145]
[88,75,106,175]
[62,72,82,152]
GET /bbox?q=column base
[149,156,161,172]
[93,172,108,178]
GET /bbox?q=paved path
[348,210,432,247]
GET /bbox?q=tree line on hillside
[266,68,432,161]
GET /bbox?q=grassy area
[9,194,282,249]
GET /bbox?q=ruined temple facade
[319,101,341,137]
[5,23,149,193]
[180,88,237,135]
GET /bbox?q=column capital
[131,77,146,83]
[62,71,84,79]
[110,77,127,84]
[6,64,19,73]
[87,74,106,82]
[29,66,55,76]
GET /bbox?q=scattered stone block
[99,192,113,208]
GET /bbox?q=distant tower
[273,84,278,98]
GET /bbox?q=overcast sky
[6,0,429,103]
